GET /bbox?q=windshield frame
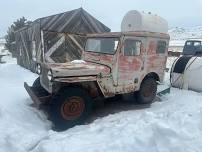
[84,37,120,55]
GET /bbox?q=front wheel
[49,87,92,131]
[135,77,157,104]
[32,77,42,88]
[32,77,50,97]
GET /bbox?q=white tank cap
[121,10,168,33]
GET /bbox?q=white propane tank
[121,10,168,33]
[171,56,202,92]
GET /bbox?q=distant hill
[169,26,202,40]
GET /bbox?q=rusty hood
[47,60,111,78]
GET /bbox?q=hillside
[169,26,202,40]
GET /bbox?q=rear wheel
[136,77,157,104]
[49,87,92,131]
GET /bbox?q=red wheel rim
[61,96,85,120]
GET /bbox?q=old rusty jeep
[25,31,169,130]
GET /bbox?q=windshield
[85,37,119,54]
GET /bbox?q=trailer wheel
[49,87,92,131]
[136,77,157,104]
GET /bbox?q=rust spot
[148,41,157,55]
[100,54,113,63]
[118,53,142,82]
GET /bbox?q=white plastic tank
[171,56,202,92]
[121,10,168,33]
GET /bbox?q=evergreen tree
[5,17,31,57]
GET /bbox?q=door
[118,37,145,88]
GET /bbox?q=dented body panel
[48,62,110,77]
[39,31,169,98]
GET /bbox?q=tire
[49,87,92,131]
[33,77,42,88]
[136,77,157,104]
[32,77,49,97]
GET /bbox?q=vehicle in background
[183,40,202,55]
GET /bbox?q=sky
[1,0,202,37]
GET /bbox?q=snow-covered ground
[1,56,202,152]
[169,26,202,40]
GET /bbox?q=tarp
[15,8,110,71]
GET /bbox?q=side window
[124,39,141,56]
[194,41,201,46]
[186,41,192,46]
[157,41,167,54]
[86,39,101,52]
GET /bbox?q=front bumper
[24,82,51,108]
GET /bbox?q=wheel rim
[61,96,85,120]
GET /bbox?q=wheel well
[60,81,103,99]
[143,72,160,82]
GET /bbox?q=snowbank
[169,26,202,40]
[0,56,202,152]
[0,56,51,152]
[31,89,202,152]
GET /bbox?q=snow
[71,60,86,64]
[168,26,202,53]
[0,38,6,52]
[0,56,51,152]
[33,90,202,152]
[169,40,185,47]
[0,50,10,56]
[169,26,202,40]
[0,38,6,44]
[1,56,202,152]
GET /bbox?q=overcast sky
[1,0,202,37]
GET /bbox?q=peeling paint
[40,31,169,97]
